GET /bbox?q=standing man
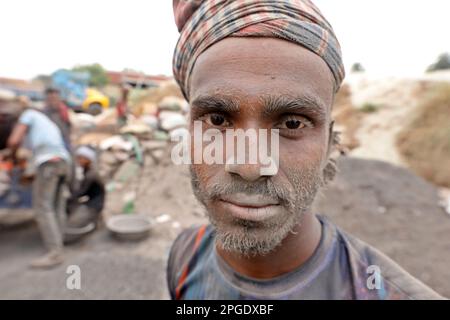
[116,85,129,127]
[7,98,71,269]
[44,87,72,151]
[166,0,443,299]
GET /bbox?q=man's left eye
[276,115,310,130]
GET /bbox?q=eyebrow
[191,95,240,114]
[261,94,327,121]
[190,93,327,121]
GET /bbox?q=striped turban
[172,0,345,101]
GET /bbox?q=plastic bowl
[106,214,153,241]
[64,222,96,243]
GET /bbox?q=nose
[225,157,277,182]
[225,162,263,182]
[223,125,279,181]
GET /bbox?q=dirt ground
[314,157,450,298]
[336,76,434,165]
[0,147,205,299]
[1,154,449,299]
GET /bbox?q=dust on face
[188,37,336,256]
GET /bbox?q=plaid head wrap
[172,0,345,101]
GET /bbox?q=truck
[51,69,110,115]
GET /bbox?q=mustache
[193,175,296,209]
[190,165,325,213]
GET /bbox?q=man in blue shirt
[6,98,71,269]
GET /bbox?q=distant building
[106,70,171,88]
[0,77,44,101]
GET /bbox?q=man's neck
[216,212,322,279]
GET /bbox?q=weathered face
[189,37,335,256]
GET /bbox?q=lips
[219,193,281,222]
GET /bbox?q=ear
[325,120,335,159]
[322,120,339,185]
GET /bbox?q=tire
[87,103,103,115]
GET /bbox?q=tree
[426,53,450,73]
[32,74,52,87]
[351,63,365,73]
[72,63,109,87]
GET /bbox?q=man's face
[189,37,335,256]
[46,92,61,109]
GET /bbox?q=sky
[0,0,449,80]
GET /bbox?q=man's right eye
[203,113,230,127]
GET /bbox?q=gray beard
[190,166,324,257]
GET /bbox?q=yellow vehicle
[82,88,110,115]
[51,69,110,115]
